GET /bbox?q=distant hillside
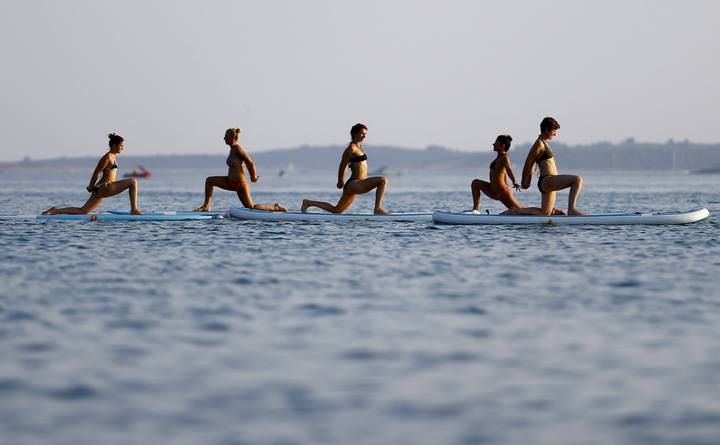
[2,141,720,173]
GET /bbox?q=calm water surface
[1,168,719,445]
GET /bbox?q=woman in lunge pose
[194,127,286,212]
[42,133,143,215]
[507,117,584,216]
[470,134,523,213]
[301,123,389,214]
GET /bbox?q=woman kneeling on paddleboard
[506,117,584,216]
[301,123,389,215]
[194,128,287,212]
[471,135,523,213]
[42,133,143,215]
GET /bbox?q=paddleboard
[432,208,710,225]
[37,212,214,221]
[107,210,225,218]
[229,206,432,222]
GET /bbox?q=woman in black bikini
[194,128,287,212]
[42,133,143,215]
[301,123,389,214]
[470,135,523,213]
[508,117,584,216]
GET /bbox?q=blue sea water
[0,167,719,445]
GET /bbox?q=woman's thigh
[345,177,384,195]
[96,179,135,198]
[542,175,577,192]
[209,176,242,191]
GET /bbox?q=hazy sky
[1,0,718,161]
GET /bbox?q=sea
[0,167,718,445]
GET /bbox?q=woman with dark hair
[470,135,522,213]
[508,117,584,215]
[194,127,287,212]
[301,123,389,214]
[42,133,143,215]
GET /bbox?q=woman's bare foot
[42,207,56,215]
[374,207,390,215]
[194,205,210,212]
[300,200,309,213]
[272,203,288,212]
[568,208,585,216]
[131,208,144,215]
[552,208,566,215]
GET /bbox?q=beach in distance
[1,167,719,445]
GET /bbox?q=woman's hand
[86,185,95,193]
[337,180,344,189]
[251,175,260,183]
[513,182,522,191]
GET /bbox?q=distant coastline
[2,140,720,173]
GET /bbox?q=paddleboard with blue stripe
[37,212,214,221]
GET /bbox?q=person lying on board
[194,127,287,212]
[301,123,389,215]
[504,117,584,216]
[42,133,143,215]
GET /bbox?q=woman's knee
[471,179,481,189]
[575,175,583,187]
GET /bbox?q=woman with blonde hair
[194,127,286,212]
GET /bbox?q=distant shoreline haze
[2,140,720,173]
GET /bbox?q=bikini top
[489,159,499,170]
[226,154,242,168]
[536,140,554,162]
[349,153,367,164]
[108,155,118,171]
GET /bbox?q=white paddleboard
[37,212,214,222]
[229,206,432,222]
[107,210,225,218]
[432,208,710,225]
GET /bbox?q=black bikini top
[489,159,497,170]
[537,140,554,162]
[349,153,367,164]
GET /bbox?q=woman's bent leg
[195,176,236,211]
[96,179,143,214]
[301,193,356,213]
[541,175,584,215]
[43,194,104,215]
[345,176,389,214]
[235,180,287,211]
[471,179,494,211]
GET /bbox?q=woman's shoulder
[346,142,363,155]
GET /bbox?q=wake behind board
[37,212,213,222]
[229,206,432,222]
[432,208,710,225]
